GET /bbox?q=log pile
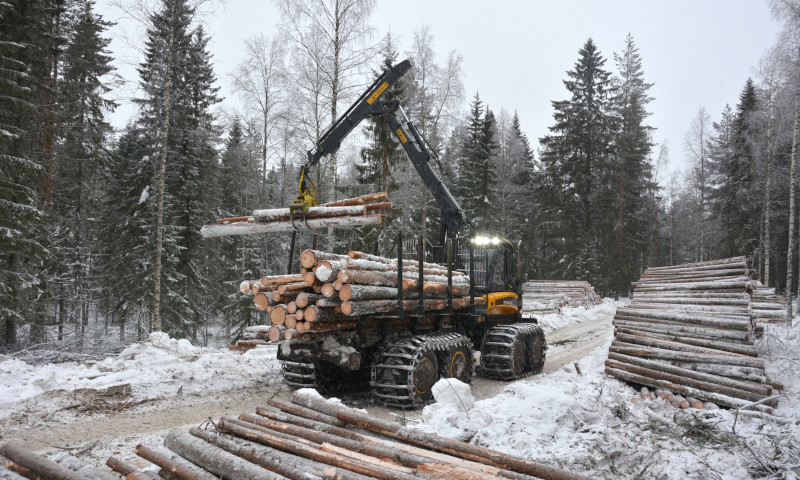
[234,249,481,347]
[201,192,392,238]
[750,281,788,324]
[606,257,783,410]
[522,280,602,315]
[101,390,589,480]
[229,325,273,351]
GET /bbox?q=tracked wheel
[478,323,547,380]
[371,333,472,408]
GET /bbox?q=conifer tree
[537,38,617,291]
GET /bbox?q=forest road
[6,312,614,455]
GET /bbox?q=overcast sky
[101,0,781,179]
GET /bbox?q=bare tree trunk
[786,67,800,322]
[327,5,341,252]
[153,3,176,333]
[764,100,774,287]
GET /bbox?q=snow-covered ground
[1,299,798,479]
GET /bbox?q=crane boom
[295,59,466,241]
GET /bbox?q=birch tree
[684,107,712,262]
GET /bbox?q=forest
[0,0,797,352]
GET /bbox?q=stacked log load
[522,280,602,315]
[201,192,392,238]
[751,281,789,324]
[606,257,784,410]
[233,249,483,349]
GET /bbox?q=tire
[440,345,473,384]
[412,348,438,403]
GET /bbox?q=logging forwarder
[277,59,547,408]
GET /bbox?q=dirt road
[4,312,613,457]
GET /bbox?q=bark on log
[189,428,345,480]
[604,366,764,410]
[322,192,388,207]
[616,309,752,330]
[135,445,218,480]
[54,457,118,480]
[315,298,342,308]
[201,215,383,238]
[0,441,85,480]
[338,269,414,289]
[291,391,590,480]
[106,457,159,480]
[609,342,765,368]
[216,418,420,480]
[314,260,345,282]
[252,205,368,221]
[612,318,752,342]
[607,352,771,397]
[163,429,284,480]
[304,305,334,323]
[614,328,758,357]
[613,331,754,359]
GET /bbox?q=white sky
[101,0,781,179]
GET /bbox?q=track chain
[279,358,317,389]
[371,333,472,409]
[478,323,547,380]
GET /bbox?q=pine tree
[537,38,617,291]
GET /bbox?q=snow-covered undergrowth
[0,332,281,421]
[535,297,625,333]
[416,321,800,479]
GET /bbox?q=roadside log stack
[200,192,392,238]
[233,249,482,349]
[522,280,602,315]
[97,390,589,480]
[606,257,784,410]
[750,281,789,324]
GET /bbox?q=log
[321,283,337,298]
[259,274,304,286]
[106,457,159,480]
[295,292,323,308]
[252,205,369,221]
[0,441,85,480]
[605,366,763,410]
[302,271,317,285]
[616,309,752,330]
[189,428,349,480]
[0,466,32,480]
[316,297,342,308]
[283,328,298,340]
[135,445,218,480]
[163,429,284,480]
[612,318,752,342]
[300,249,348,269]
[609,342,765,368]
[278,282,313,294]
[216,418,420,480]
[254,293,270,312]
[304,305,335,323]
[614,328,758,357]
[269,305,286,326]
[322,192,388,207]
[314,260,345,282]
[286,301,297,314]
[613,331,754,359]
[201,215,383,238]
[284,314,297,330]
[55,456,118,480]
[338,269,414,289]
[268,326,285,342]
[295,309,305,322]
[607,352,771,397]
[673,363,768,383]
[291,391,590,480]
[339,284,399,302]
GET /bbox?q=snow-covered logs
[606,257,784,410]
[232,249,480,349]
[200,192,391,237]
[521,280,602,314]
[105,391,589,480]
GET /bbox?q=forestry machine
[277,59,546,408]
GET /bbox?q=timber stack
[200,192,391,238]
[0,391,590,479]
[606,256,784,411]
[750,281,788,324]
[522,280,601,315]
[234,248,481,348]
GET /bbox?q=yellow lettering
[366,82,389,104]
[396,128,408,143]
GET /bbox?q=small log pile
[229,325,274,351]
[750,281,788,324]
[522,280,602,315]
[201,192,392,238]
[234,249,481,347]
[101,389,589,480]
[606,257,784,410]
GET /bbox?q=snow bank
[0,332,281,420]
[415,306,800,479]
[535,297,623,332]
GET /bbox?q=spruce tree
[537,38,617,291]
[610,34,656,294]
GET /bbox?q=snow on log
[200,214,383,238]
[0,441,85,480]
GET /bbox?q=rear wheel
[439,336,474,384]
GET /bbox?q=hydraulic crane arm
[294,59,466,240]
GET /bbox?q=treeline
[0,0,795,351]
